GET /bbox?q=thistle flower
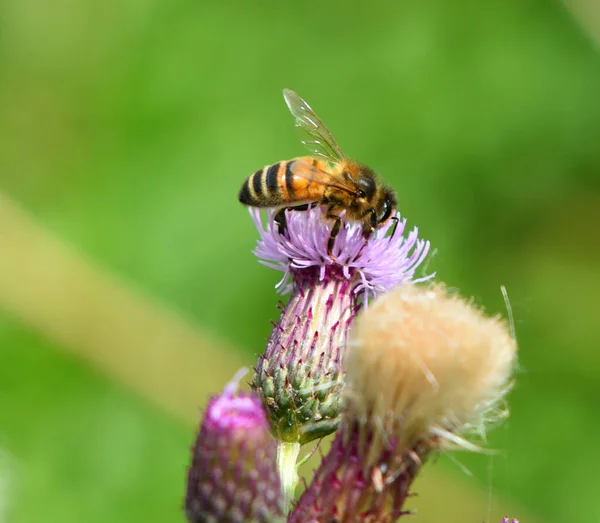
[290,283,517,521]
[184,369,284,523]
[251,206,432,447]
[250,206,431,507]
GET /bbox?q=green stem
[277,441,300,514]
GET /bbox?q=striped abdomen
[238,157,329,208]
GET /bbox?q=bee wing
[290,158,359,196]
[283,89,346,165]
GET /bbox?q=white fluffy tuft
[344,283,517,459]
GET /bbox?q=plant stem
[277,441,300,514]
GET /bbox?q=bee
[239,89,398,255]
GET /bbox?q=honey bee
[239,89,398,255]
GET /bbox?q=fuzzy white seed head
[344,283,517,458]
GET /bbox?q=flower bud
[184,370,284,523]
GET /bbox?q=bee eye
[357,189,366,198]
[358,177,376,198]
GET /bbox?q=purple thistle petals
[202,368,268,433]
[206,392,264,432]
[250,206,434,300]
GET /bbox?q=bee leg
[388,216,400,241]
[289,203,315,212]
[290,202,319,213]
[351,209,377,260]
[326,214,342,260]
[275,203,319,235]
[274,208,288,235]
[360,208,378,239]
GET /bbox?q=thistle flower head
[345,283,518,461]
[251,207,432,445]
[185,369,284,522]
[251,206,433,300]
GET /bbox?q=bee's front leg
[325,213,342,261]
[360,208,378,239]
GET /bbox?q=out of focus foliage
[0,1,599,522]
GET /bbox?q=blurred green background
[1,0,599,522]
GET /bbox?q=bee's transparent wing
[283,89,345,164]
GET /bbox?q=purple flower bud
[501,519,519,523]
[250,207,432,445]
[184,370,284,523]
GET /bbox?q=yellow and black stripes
[239,157,331,208]
[265,163,280,194]
[239,161,296,207]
